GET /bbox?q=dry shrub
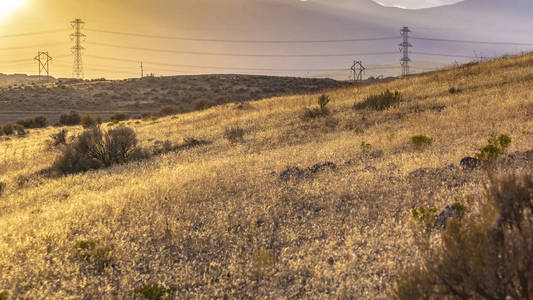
[52,127,148,175]
[59,110,81,126]
[81,114,102,129]
[410,135,433,150]
[50,129,68,147]
[301,94,331,120]
[354,89,403,111]
[224,126,245,143]
[2,124,14,135]
[395,174,533,299]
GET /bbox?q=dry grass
[0,53,533,298]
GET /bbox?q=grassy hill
[0,75,349,124]
[0,53,532,298]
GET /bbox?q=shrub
[193,99,211,111]
[448,87,462,94]
[14,125,26,136]
[318,94,330,110]
[0,181,6,197]
[59,110,81,126]
[475,134,511,164]
[2,124,14,135]
[16,116,48,129]
[110,112,129,122]
[81,114,102,129]
[0,291,7,300]
[354,89,402,111]
[50,129,68,147]
[301,94,331,120]
[224,126,245,143]
[134,284,175,300]
[395,174,533,300]
[158,105,182,116]
[52,127,147,175]
[73,240,113,272]
[410,135,433,149]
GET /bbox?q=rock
[279,167,304,181]
[363,166,377,172]
[408,168,431,177]
[308,162,336,174]
[460,157,482,170]
[435,205,462,228]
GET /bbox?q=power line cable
[85,28,399,44]
[87,42,398,58]
[87,55,350,72]
[0,42,69,51]
[411,51,476,59]
[411,36,533,47]
[0,29,69,39]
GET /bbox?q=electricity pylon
[70,18,86,79]
[34,51,52,81]
[400,26,412,77]
[351,60,365,82]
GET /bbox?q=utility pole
[34,51,53,81]
[399,26,412,77]
[70,18,86,79]
[351,60,365,82]
[140,62,144,78]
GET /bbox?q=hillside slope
[0,75,349,124]
[0,53,532,298]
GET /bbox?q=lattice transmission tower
[70,18,86,79]
[351,60,366,82]
[34,51,53,81]
[399,26,412,77]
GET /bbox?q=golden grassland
[0,54,533,298]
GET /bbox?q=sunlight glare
[0,0,25,21]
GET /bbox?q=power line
[85,28,399,44]
[0,42,69,51]
[411,51,476,59]
[0,29,68,39]
[86,55,349,72]
[411,36,533,47]
[87,42,398,58]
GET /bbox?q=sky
[1,0,532,81]
[374,0,463,9]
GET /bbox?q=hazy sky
[374,0,463,9]
[1,0,531,80]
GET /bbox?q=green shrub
[0,291,7,300]
[475,134,511,164]
[224,126,245,143]
[410,135,433,149]
[134,284,175,300]
[395,174,533,299]
[59,110,81,126]
[354,90,403,111]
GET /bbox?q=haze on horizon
[1,0,532,80]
